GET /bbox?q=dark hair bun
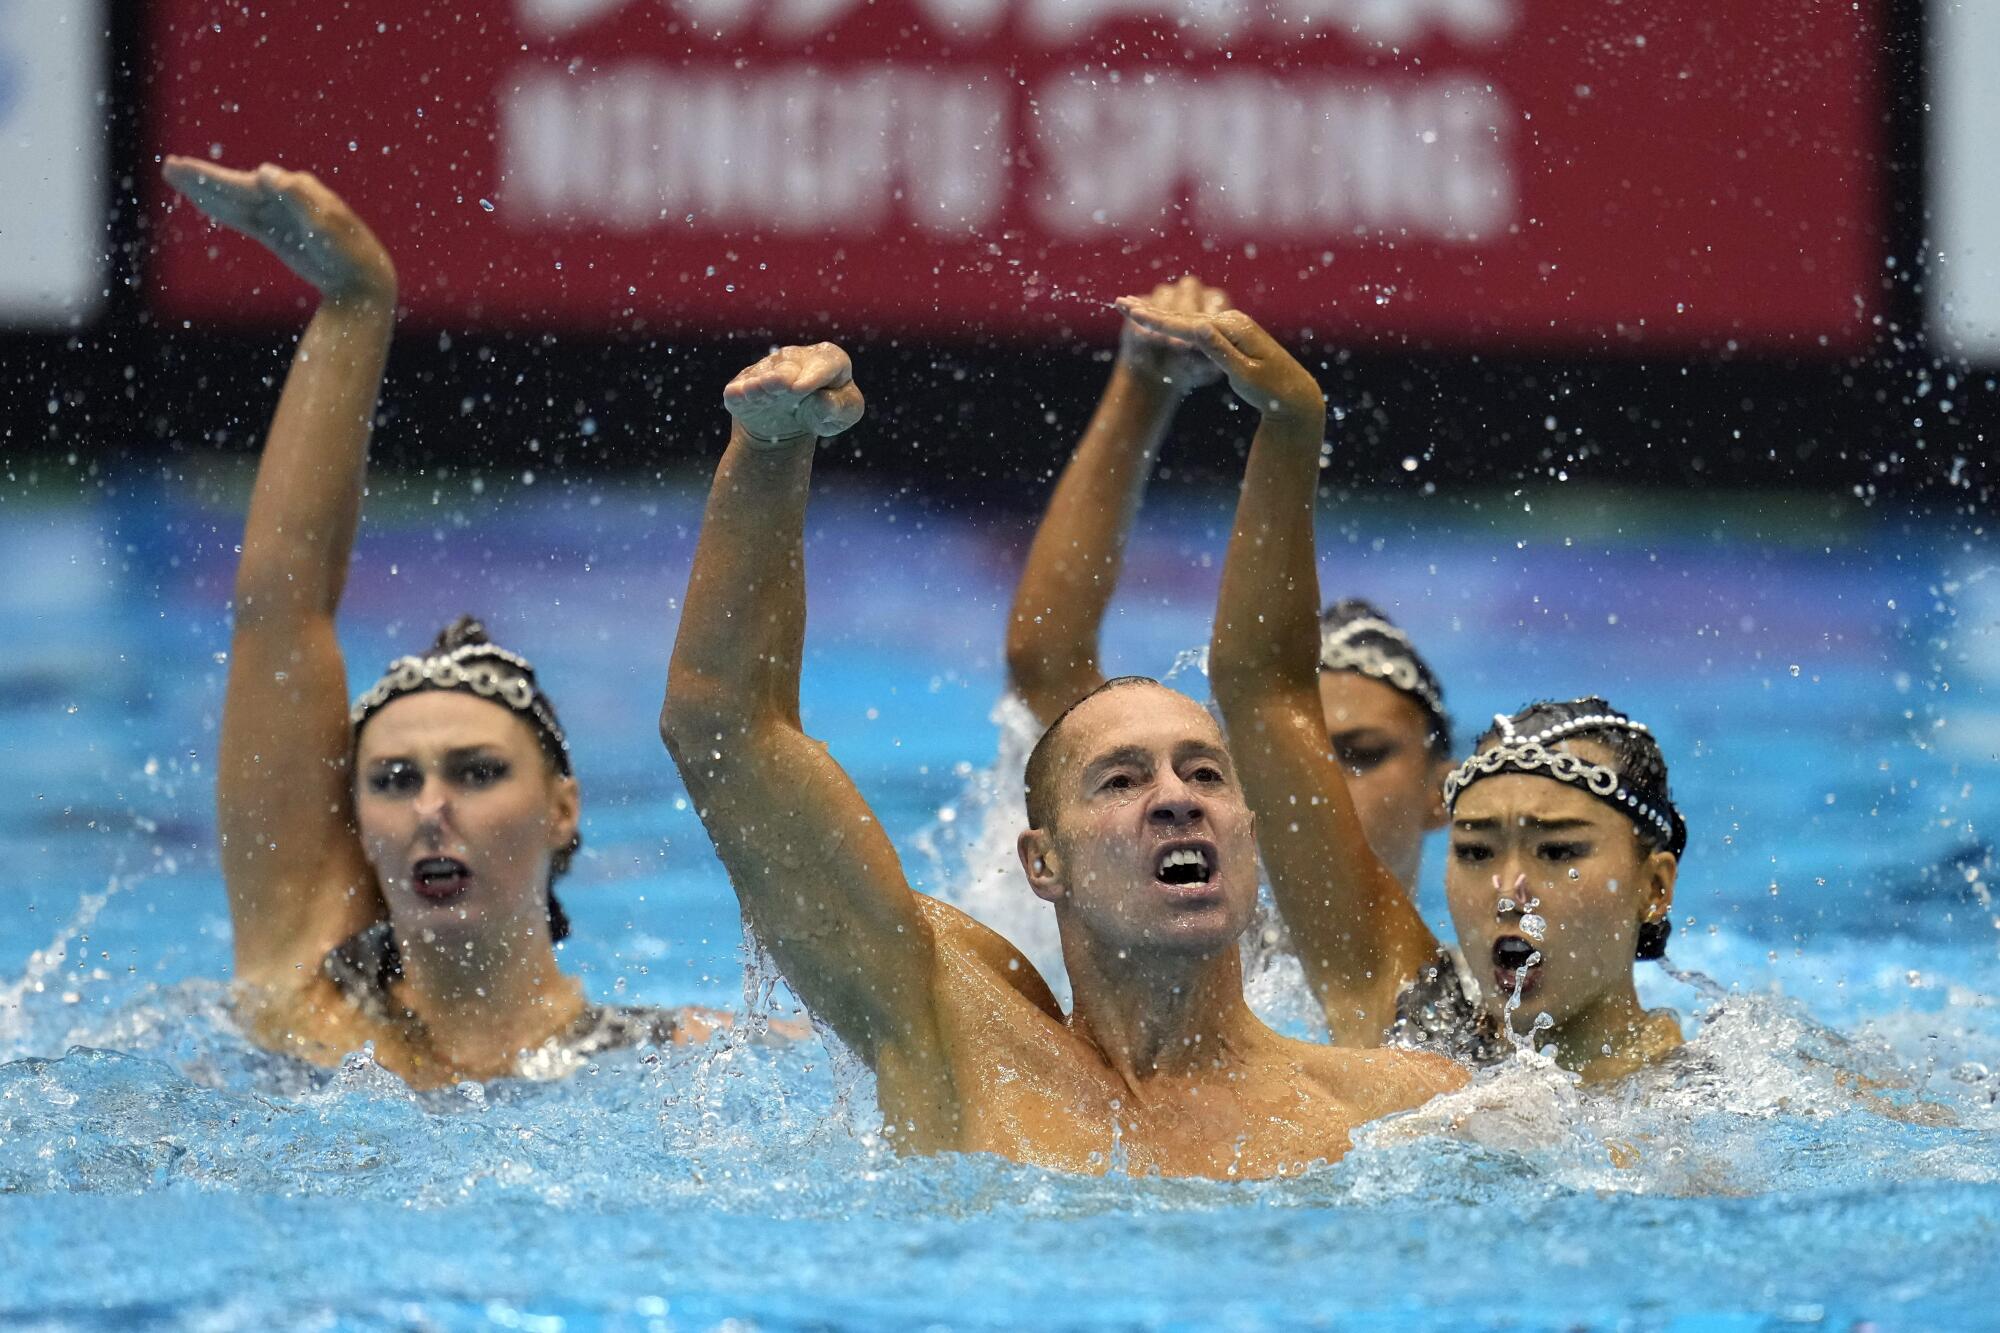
[1635,917,1671,961]
[431,614,493,654]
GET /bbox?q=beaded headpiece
[1443,711,1683,853]
[1318,612,1452,757]
[350,640,572,775]
[1318,616,1446,721]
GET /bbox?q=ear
[1018,827,1065,904]
[1639,848,1678,926]
[1422,756,1451,832]
[548,774,581,854]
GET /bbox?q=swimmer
[1120,296,1687,1082]
[1006,278,1452,923]
[662,340,1464,1178]
[170,157,739,1085]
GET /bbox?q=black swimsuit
[322,921,681,1066]
[1387,947,1513,1066]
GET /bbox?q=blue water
[4,463,1999,1330]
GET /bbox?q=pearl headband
[1318,616,1447,723]
[350,641,572,774]
[1443,711,1679,848]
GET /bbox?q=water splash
[0,874,131,1062]
[909,693,1068,997]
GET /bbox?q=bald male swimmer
[661,339,1465,1179]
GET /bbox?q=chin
[388,892,492,939]
[1138,907,1250,956]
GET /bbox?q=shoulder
[1578,1008,1686,1085]
[1288,1035,1469,1112]
[233,969,387,1065]
[915,896,1065,1022]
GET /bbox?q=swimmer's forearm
[1210,411,1326,702]
[1006,363,1183,724]
[1213,407,1436,1036]
[232,296,395,625]
[664,425,814,735]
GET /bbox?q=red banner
[149,1,1882,348]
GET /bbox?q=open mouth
[1152,842,1216,892]
[411,856,473,902]
[1491,935,1543,998]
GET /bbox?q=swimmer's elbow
[659,683,725,757]
[660,673,789,765]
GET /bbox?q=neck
[1546,977,1674,1080]
[1061,930,1260,1087]
[392,916,586,1076]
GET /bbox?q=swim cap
[351,617,572,777]
[1317,599,1451,755]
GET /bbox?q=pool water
[4,462,1998,1331]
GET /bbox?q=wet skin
[353,690,578,945]
[247,691,590,1084]
[184,156,738,1085]
[1445,739,1682,1079]
[255,691,733,1084]
[664,350,1466,1176]
[945,685,1469,1176]
[1317,671,1448,895]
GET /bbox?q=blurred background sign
[0,0,106,326]
[148,0,1882,349]
[1929,0,2000,361]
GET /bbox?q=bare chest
[919,980,1357,1178]
[241,976,458,1088]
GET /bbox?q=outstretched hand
[1115,298,1323,425]
[162,157,396,304]
[1118,275,1229,391]
[723,343,866,448]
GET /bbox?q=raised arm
[1005,277,1227,725]
[1119,299,1440,1046]
[167,159,399,985]
[662,346,956,1091]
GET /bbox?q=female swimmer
[168,157,732,1085]
[1119,294,1686,1081]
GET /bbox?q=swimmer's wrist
[732,422,818,452]
[1257,395,1327,432]
[1111,356,1196,402]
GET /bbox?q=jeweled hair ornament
[1318,616,1446,721]
[350,640,572,774]
[1443,711,1679,850]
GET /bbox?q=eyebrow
[1452,815,1597,833]
[1175,739,1231,765]
[364,744,505,765]
[1081,745,1153,780]
[1080,741,1229,779]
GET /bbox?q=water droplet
[478,198,495,212]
